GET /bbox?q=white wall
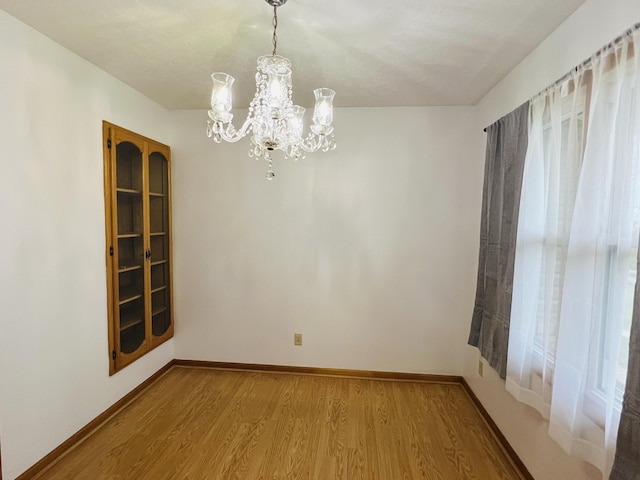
[0,11,174,480]
[171,107,484,375]
[3,0,637,478]
[478,0,640,127]
[466,1,640,480]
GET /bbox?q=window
[584,80,640,424]
[507,33,640,475]
[532,90,587,362]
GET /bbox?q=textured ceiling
[0,0,585,109]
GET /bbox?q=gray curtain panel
[468,102,529,379]
[610,236,640,479]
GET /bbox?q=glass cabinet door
[148,150,172,340]
[115,141,147,356]
[104,122,173,375]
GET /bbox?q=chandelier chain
[272,6,278,56]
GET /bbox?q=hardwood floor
[35,367,525,479]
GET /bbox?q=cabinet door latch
[112,350,116,360]
[109,246,114,256]
[107,139,112,149]
[145,249,151,260]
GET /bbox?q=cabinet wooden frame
[103,121,174,375]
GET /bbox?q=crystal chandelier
[206,0,336,179]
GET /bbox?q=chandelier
[206,0,336,179]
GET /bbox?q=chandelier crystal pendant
[206,0,336,179]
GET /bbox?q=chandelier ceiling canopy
[206,0,336,179]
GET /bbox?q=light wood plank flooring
[36,367,525,479]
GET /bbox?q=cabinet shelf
[149,192,166,197]
[119,287,143,305]
[151,259,167,267]
[150,232,166,237]
[152,306,167,317]
[120,312,144,331]
[117,188,142,195]
[117,233,142,239]
[151,285,167,294]
[119,265,142,273]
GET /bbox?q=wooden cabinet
[103,122,174,374]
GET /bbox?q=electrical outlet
[478,360,484,377]
[294,333,302,346]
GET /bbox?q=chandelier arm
[299,132,336,153]
[234,116,255,138]
[298,134,323,153]
[217,130,244,143]
[216,117,255,143]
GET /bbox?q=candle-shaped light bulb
[210,73,234,122]
[312,88,335,127]
[289,105,306,139]
[266,68,292,109]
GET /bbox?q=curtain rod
[483,22,640,133]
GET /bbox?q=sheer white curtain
[507,70,587,416]
[508,28,640,476]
